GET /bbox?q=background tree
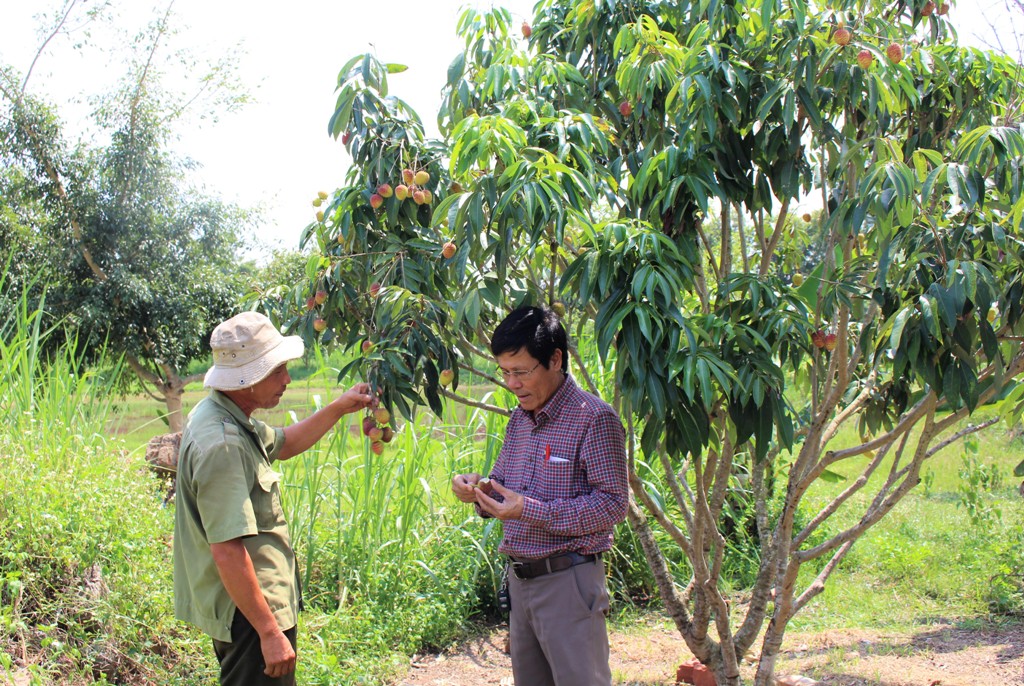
[284,1,1024,683]
[0,1,252,431]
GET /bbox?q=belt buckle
[511,561,529,580]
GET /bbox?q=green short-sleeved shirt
[173,391,299,642]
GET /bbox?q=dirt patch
[391,619,1024,685]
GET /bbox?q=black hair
[490,305,568,373]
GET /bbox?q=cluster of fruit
[832,2,948,70]
[811,330,838,352]
[312,190,329,223]
[369,168,433,210]
[303,288,329,332]
[362,407,395,455]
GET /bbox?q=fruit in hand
[439,369,454,387]
[475,477,494,495]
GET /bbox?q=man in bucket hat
[174,311,375,685]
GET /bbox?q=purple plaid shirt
[489,375,628,559]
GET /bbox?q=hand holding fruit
[451,473,483,503]
[337,382,377,414]
[475,480,523,521]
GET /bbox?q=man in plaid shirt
[452,305,629,686]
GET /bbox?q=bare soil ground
[392,617,1024,685]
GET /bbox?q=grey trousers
[507,557,612,686]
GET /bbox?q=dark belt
[509,551,599,580]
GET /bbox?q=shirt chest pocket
[254,464,285,531]
[539,459,578,500]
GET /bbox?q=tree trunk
[164,382,185,433]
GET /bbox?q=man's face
[496,347,564,413]
[248,363,291,410]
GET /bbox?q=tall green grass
[0,282,212,684]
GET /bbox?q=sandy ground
[392,618,1024,685]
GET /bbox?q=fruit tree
[274,1,1024,684]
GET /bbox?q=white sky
[1,1,1020,260]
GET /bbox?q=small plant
[956,439,1005,529]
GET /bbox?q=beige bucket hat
[203,312,304,391]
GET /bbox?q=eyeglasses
[497,362,541,381]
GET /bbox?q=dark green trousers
[212,611,297,686]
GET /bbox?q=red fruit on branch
[824,333,837,351]
[369,193,384,209]
[521,22,532,38]
[439,369,454,387]
[833,27,851,46]
[886,43,904,64]
[856,49,874,69]
[377,184,393,198]
[441,241,457,259]
[313,318,327,332]
[619,101,632,117]
[812,330,826,349]
[921,0,935,16]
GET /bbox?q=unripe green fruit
[439,369,454,387]
[414,170,430,186]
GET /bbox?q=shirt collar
[208,390,259,433]
[528,373,577,425]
